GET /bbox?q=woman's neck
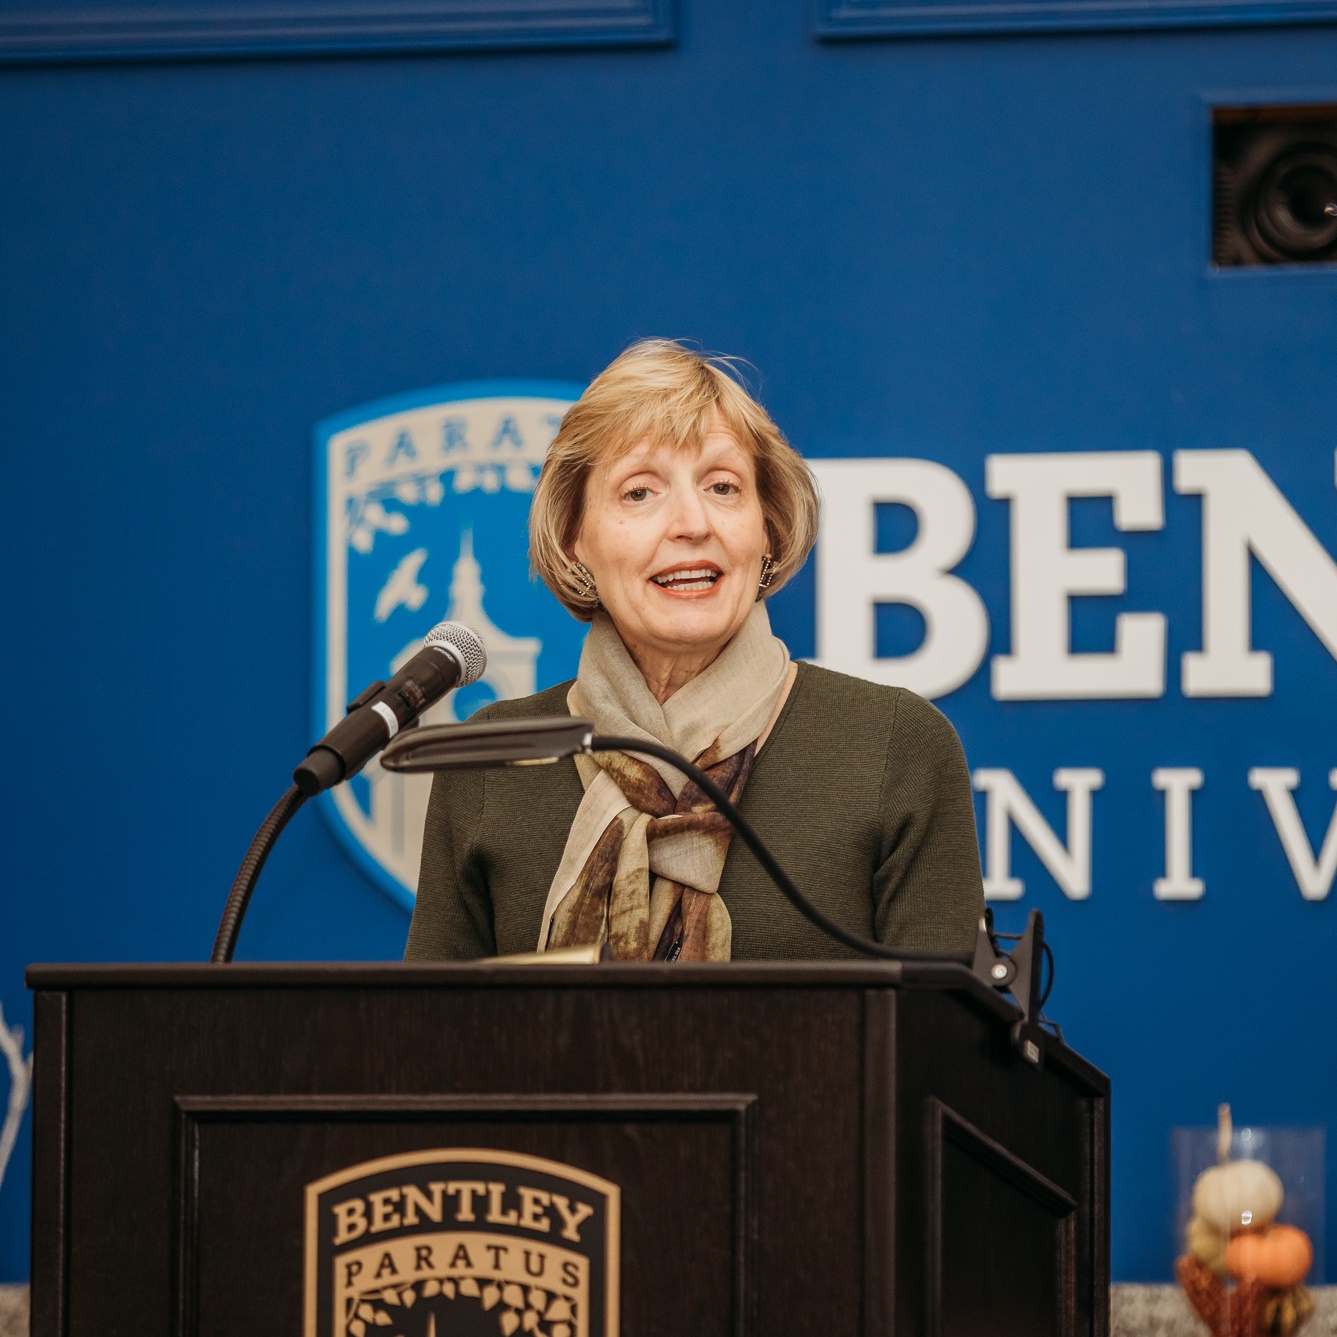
[623,641,797,721]
[627,643,725,703]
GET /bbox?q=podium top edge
[24,959,1108,1093]
[24,958,1010,999]
[26,958,943,989]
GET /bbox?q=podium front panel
[27,961,1109,1337]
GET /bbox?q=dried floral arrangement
[1177,1105,1315,1337]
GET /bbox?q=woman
[406,340,983,962]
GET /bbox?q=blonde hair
[530,339,820,621]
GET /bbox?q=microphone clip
[346,680,386,713]
[972,907,1050,1069]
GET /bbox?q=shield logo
[314,381,587,908]
[304,1148,620,1337]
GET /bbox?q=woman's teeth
[652,568,720,592]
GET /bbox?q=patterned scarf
[538,603,791,961]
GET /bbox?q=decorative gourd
[1225,1224,1313,1289]
[1191,1159,1284,1233]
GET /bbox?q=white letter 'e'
[988,452,1165,700]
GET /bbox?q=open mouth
[650,565,722,594]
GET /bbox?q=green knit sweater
[405,661,984,961]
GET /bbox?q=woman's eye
[623,486,651,502]
[710,480,740,496]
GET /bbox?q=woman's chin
[631,600,750,658]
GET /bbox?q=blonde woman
[406,340,983,963]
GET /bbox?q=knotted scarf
[537,603,791,961]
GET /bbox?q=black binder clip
[972,907,1048,1069]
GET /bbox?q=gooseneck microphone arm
[211,785,307,964]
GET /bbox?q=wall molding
[0,0,673,64]
[814,0,1337,39]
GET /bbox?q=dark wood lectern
[27,960,1108,1336]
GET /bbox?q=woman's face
[574,422,769,671]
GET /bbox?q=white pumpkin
[1191,1160,1284,1233]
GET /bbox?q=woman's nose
[666,483,710,539]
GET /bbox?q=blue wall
[4,0,1337,1284]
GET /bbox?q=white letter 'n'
[1176,450,1337,697]
[1248,768,1337,901]
[973,769,1105,901]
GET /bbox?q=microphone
[293,622,487,797]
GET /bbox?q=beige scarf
[538,603,791,961]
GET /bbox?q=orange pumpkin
[1224,1224,1312,1288]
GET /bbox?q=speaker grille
[424,621,488,687]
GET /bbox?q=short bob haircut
[530,339,820,622]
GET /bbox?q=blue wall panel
[3,0,1337,1285]
[0,0,674,64]
[816,0,1337,37]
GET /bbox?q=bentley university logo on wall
[305,1149,620,1337]
[317,382,1337,910]
[315,382,586,906]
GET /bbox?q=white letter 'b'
[812,459,988,699]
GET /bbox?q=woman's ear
[565,532,596,585]
[565,515,586,569]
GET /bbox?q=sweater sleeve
[404,767,497,961]
[871,690,984,955]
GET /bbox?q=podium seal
[305,1147,620,1337]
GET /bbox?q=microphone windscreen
[424,621,487,687]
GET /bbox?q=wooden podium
[26,960,1108,1336]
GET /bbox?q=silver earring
[569,561,598,601]
[756,554,775,597]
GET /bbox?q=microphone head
[423,621,487,687]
